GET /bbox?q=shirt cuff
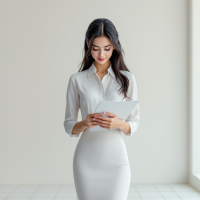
[120,121,138,137]
[65,121,81,137]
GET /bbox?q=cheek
[106,50,113,57]
[91,50,98,57]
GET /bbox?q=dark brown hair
[78,18,132,101]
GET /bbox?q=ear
[86,41,89,48]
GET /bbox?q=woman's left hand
[94,112,122,130]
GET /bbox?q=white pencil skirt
[73,128,131,200]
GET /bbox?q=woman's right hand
[83,113,103,128]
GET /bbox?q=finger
[89,121,98,126]
[98,124,109,129]
[90,113,102,118]
[88,117,98,125]
[96,116,111,122]
[92,121,98,125]
[103,112,115,117]
[91,122,98,128]
[91,117,100,123]
[95,119,110,126]
[91,117,99,123]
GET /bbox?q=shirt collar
[87,61,115,79]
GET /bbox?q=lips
[98,58,105,61]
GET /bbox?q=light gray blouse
[63,61,140,137]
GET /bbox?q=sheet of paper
[88,100,139,132]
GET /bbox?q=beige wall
[0,0,189,184]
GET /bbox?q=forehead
[92,36,112,47]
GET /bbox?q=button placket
[100,79,105,101]
[101,82,105,101]
[95,73,105,101]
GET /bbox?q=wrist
[118,119,125,130]
[82,119,87,128]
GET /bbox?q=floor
[0,184,200,200]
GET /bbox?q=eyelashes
[92,48,110,51]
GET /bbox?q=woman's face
[86,36,115,65]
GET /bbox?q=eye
[92,48,111,51]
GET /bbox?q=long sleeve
[121,73,140,137]
[63,74,81,137]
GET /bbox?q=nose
[99,49,104,57]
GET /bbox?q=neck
[94,60,110,74]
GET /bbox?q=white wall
[0,0,189,184]
[189,0,200,192]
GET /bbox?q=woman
[63,18,139,200]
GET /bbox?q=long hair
[78,18,132,101]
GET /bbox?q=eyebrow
[92,44,111,47]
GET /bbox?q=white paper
[88,100,139,132]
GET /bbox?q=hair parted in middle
[79,18,132,101]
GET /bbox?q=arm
[120,73,140,137]
[63,74,84,137]
[71,120,87,135]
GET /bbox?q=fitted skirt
[73,128,131,200]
